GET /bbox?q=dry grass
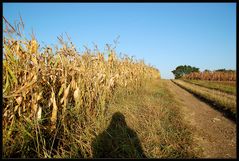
[2,17,160,158]
[99,79,199,158]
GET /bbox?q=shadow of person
[92,112,147,158]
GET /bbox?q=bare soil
[166,80,236,158]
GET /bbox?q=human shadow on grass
[92,112,147,158]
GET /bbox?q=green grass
[172,80,236,119]
[182,79,236,95]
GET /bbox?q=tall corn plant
[2,17,160,158]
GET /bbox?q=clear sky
[3,3,236,79]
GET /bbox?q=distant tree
[215,69,235,72]
[172,65,199,79]
[215,68,226,72]
[204,69,211,72]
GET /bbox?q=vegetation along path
[166,80,236,158]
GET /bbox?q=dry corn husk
[16,96,22,105]
[50,90,58,130]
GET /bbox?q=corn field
[2,18,160,158]
[182,71,236,81]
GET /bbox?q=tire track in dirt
[166,80,236,158]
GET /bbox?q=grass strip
[172,80,236,121]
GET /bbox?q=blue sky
[3,3,236,79]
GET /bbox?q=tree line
[172,65,235,79]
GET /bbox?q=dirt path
[166,80,236,158]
